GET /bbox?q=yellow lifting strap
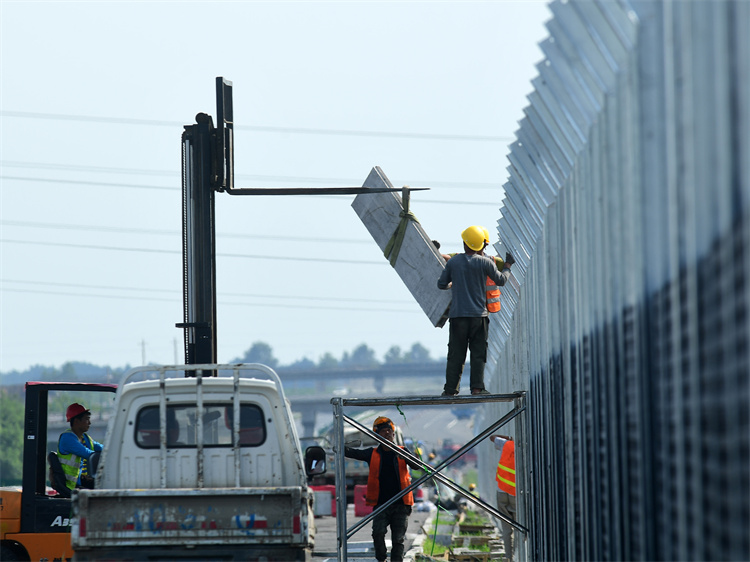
[384,186,420,267]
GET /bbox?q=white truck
[71,363,326,561]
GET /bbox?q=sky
[0,1,550,374]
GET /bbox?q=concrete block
[352,167,451,327]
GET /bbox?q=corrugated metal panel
[478,1,750,560]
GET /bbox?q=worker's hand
[505,252,516,266]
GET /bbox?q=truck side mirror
[304,446,326,476]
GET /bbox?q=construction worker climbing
[437,226,514,395]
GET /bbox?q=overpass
[278,362,445,436]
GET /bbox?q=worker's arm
[345,446,373,462]
[485,258,511,287]
[58,432,96,460]
[490,435,511,450]
[492,256,506,270]
[437,260,453,290]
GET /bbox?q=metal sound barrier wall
[476,1,749,560]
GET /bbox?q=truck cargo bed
[73,486,311,548]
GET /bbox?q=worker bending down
[345,416,420,562]
[438,225,514,395]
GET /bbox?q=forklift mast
[177,78,233,366]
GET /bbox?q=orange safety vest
[495,440,516,496]
[487,255,504,312]
[447,253,502,312]
[486,277,501,313]
[366,447,414,507]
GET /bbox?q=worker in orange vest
[345,417,420,562]
[491,434,516,562]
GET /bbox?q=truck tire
[1,542,29,561]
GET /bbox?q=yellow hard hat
[373,416,395,433]
[469,483,476,491]
[461,226,485,251]
[481,227,491,245]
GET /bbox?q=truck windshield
[135,403,266,448]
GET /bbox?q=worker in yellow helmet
[437,226,513,396]
[437,227,510,313]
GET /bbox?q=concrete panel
[352,167,451,327]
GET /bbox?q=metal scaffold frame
[331,394,528,561]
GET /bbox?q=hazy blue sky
[1,1,550,373]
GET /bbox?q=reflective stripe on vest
[486,277,501,313]
[58,430,82,490]
[366,447,414,507]
[80,433,94,477]
[495,440,516,496]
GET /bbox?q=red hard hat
[66,403,90,422]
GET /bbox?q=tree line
[0,341,438,385]
[234,341,436,370]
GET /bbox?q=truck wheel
[1,542,29,561]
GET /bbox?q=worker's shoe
[471,389,491,395]
[441,390,458,396]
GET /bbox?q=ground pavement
[313,503,432,561]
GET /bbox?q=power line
[1,160,503,190]
[0,176,498,205]
[1,175,177,191]
[0,220,374,245]
[1,110,514,143]
[1,279,412,305]
[2,160,174,177]
[0,287,415,314]
[0,239,386,265]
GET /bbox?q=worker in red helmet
[344,416,420,562]
[57,403,104,491]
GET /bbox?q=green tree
[61,362,79,381]
[238,342,278,369]
[384,346,404,364]
[342,344,378,368]
[288,357,315,370]
[405,342,432,363]
[0,389,24,485]
[318,353,339,369]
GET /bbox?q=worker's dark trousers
[444,316,489,394]
[372,503,412,561]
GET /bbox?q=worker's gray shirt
[437,253,510,318]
